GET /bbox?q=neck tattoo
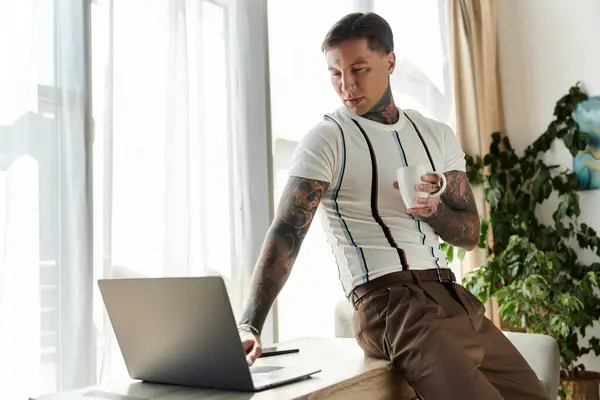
[360,84,399,125]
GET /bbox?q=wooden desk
[31,338,417,400]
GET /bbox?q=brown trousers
[351,270,549,400]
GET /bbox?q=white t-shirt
[288,106,466,297]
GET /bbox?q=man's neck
[360,84,399,125]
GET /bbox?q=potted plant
[460,84,600,399]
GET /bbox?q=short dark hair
[321,12,394,53]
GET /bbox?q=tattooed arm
[239,176,328,332]
[425,170,480,250]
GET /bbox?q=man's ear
[387,52,396,74]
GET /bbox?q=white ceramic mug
[396,164,447,209]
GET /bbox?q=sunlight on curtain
[1,0,93,397]
[268,1,457,342]
[1,0,263,396]
[91,0,239,383]
[0,158,41,398]
[0,1,41,396]
[0,1,38,125]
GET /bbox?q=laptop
[97,276,321,392]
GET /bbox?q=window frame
[198,0,238,280]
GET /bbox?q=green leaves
[440,242,453,263]
[440,242,467,263]
[485,186,502,207]
[553,191,582,236]
[461,83,600,379]
[465,154,484,185]
[530,167,553,200]
[477,219,490,249]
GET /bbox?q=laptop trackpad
[250,365,283,374]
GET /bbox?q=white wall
[498,0,600,371]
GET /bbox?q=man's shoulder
[295,116,342,153]
[403,109,453,138]
[403,109,447,129]
[301,109,347,142]
[304,118,340,141]
[326,106,347,119]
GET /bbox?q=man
[237,12,548,400]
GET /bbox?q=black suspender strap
[351,118,409,271]
[404,112,437,172]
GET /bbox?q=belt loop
[436,268,442,282]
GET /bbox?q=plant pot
[559,371,600,400]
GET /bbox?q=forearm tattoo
[425,170,480,250]
[239,177,328,332]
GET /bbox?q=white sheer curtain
[0,0,94,398]
[91,0,272,383]
[0,0,272,397]
[268,0,456,342]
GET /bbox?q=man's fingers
[416,183,439,193]
[408,198,437,217]
[246,354,255,366]
[408,207,426,215]
[242,339,254,353]
[408,207,434,217]
[416,197,436,206]
[246,344,262,366]
[420,174,440,184]
[246,349,257,366]
[396,180,438,192]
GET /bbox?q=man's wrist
[237,323,260,336]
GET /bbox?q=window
[91,0,234,280]
[200,1,234,279]
[374,0,454,125]
[0,0,72,396]
[90,0,239,381]
[3,0,269,396]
